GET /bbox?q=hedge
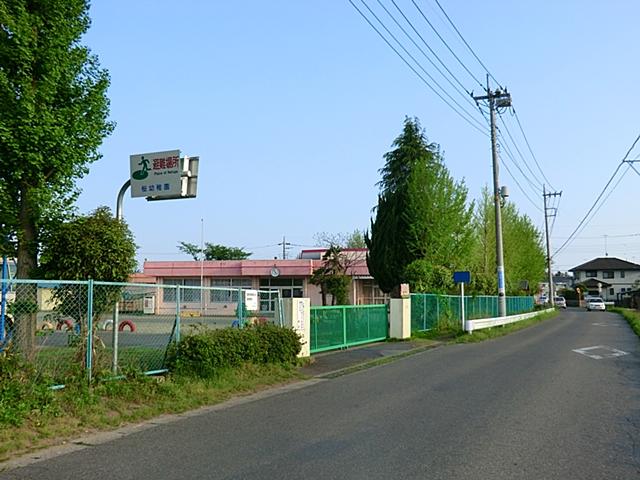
[166,324,302,377]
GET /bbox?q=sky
[76,0,640,273]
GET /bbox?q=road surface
[2,308,639,479]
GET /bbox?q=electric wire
[386,0,473,99]
[358,0,485,126]
[476,103,541,211]
[553,132,640,257]
[432,0,501,87]
[497,113,544,189]
[512,107,556,191]
[347,0,489,136]
[497,144,543,212]
[496,127,542,195]
[410,0,484,88]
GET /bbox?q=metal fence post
[175,285,181,343]
[86,279,94,384]
[342,306,347,347]
[237,288,244,327]
[112,298,119,375]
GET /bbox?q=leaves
[366,117,474,294]
[178,242,252,261]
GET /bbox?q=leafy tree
[178,241,204,261]
[314,230,366,249]
[0,0,114,279]
[365,117,474,294]
[309,245,352,305]
[178,242,251,260]
[38,206,137,366]
[469,187,546,295]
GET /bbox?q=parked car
[554,296,567,309]
[586,297,606,311]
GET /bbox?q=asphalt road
[3,308,640,479]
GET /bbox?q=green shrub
[167,324,301,377]
[0,352,58,426]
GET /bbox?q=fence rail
[410,293,534,332]
[0,279,283,386]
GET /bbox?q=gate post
[282,298,310,357]
[389,298,411,339]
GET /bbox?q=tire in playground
[56,319,74,331]
[118,320,136,332]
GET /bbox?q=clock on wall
[270,267,280,278]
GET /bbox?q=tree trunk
[15,185,38,360]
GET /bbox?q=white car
[586,297,606,311]
[554,296,567,309]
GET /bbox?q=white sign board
[130,150,181,198]
[244,290,259,311]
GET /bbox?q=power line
[386,0,473,99]
[511,107,556,191]
[347,0,489,136]
[553,132,640,257]
[358,0,484,125]
[409,0,484,88]
[496,128,543,195]
[432,0,500,87]
[497,113,544,189]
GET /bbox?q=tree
[365,117,474,294]
[0,0,114,280]
[39,207,137,282]
[314,230,366,249]
[469,187,546,295]
[309,245,352,305]
[178,242,251,261]
[38,207,137,366]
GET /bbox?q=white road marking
[591,323,618,327]
[572,345,629,360]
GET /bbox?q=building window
[259,278,304,310]
[621,271,625,278]
[609,288,615,295]
[603,271,614,279]
[359,279,388,305]
[162,278,201,303]
[210,278,253,303]
[574,272,580,280]
[585,271,597,278]
[621,288,626,293]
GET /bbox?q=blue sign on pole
[453,271,471,284]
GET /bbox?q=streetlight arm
[116,179,131,221]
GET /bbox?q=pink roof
[143,258,370,278]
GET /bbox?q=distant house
[570,257,640,301]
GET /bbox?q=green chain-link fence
[411,293,534,332]
[0,279,284,386]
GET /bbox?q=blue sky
[77,1,640,273]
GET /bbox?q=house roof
[579,278,612,288]
[570,257,640,272]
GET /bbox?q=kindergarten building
[132,249,388,315]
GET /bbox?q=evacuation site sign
[130,150,181,198]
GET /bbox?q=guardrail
[465,308,554,333]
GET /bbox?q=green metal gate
[310,304,388,354]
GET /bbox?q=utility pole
[278,236,291,260]
[473,78,511,317]
[543,186,562,306]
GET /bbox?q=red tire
[56,319,74,331]
[118,320,136,332]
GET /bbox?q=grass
[0,363,304,462]
[610,307,640,337]
[412,309,558,343]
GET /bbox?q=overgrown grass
[412,310,558,343]
[0,363,303,462]
[610,307,640,337]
